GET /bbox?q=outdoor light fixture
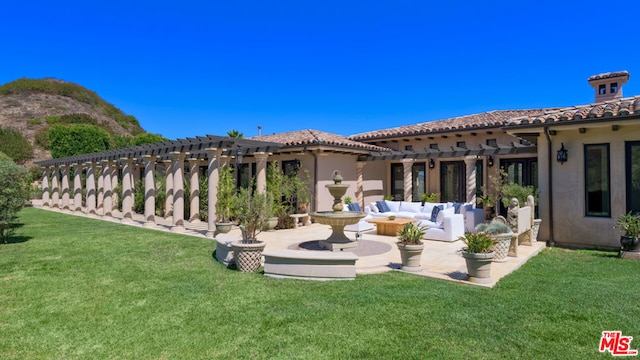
[428,158,435,169]
[487,155,494,167]
[557,143,568,164]
[236,149,243,164]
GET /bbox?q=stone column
[73,164,83,212]
[205,149,223,237]
[164,160,174,218]
[41,167,50,207]
[356,161,366,209]
[102,160,113,217]
[464,156,477,204]
[85,162,97,215]
[255,152,269,194]
[61,164,71,211]
[111,163,119,212]
[171,152,186,231]
[143,155,157,227]
[121,158,134,222]
[402,159,414,202]
[188,159,201,223]
[51,167,60,208]
[96,164,104,211]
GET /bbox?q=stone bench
[263,249,358,280]
[289,213,311,228]
[508,205,533,257]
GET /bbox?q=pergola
[36,135,283,237]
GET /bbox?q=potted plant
[397,222,428,272]
[215,164,235,234]
[616,211,640,254]
[475,221,513,262]
[231,186,268,272]
[263,192,278,231]
[477,193,496,221]
[420,192,439,205]
[459,232,496,283]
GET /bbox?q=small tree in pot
[231,185,268,272]
[397,222,428,272]
[459,232,496,283]
[215,164,235,234]
[616,211,640,256]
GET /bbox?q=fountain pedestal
[310,170,366,251]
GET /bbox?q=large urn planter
[621,236,640,252]
[397,243,425,272]
[490,233,513,263]
[215,222,233,234]
[264,217,278,231]
[462,251,495,283]
[232,240,266,272]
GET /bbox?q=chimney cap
[588,71,630,82]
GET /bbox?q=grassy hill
[0,78,147,166]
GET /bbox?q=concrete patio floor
[33,203,547,288]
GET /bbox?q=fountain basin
[311,211,366,251]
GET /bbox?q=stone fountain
[310,170,366,251]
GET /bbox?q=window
[486,139,497,147]
[626,142,640,214]
[412,162,426,201]
[282,160,300,176]
[611,82,618,94]
[599,84,607,95]
[405,145,413,151]
[429,143,439,150]
[440,161,465,202]
[456,141,466,148]
[585,144,610,217]
[390,163,404,201]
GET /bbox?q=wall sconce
[428,158,435,169]
[557,143,568,164]
[236,149,243,164]
[487,155,494,167]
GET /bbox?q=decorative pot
[215,222,233,234]
[462,251,495,284]
[264,217,278,231]
[232,240,266,272]
[620,236,640,252]
[397,243,425,272]
[490,233,513,262]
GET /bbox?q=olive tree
[0,155,29,243]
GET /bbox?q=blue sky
[2,1,639,140]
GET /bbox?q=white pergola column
[111,163,119,213]
[164,160,174,218]
[73,164,83,212]
[41,167,51,207]
[356,161,366,209]
[85,162,97,215]
[51,167,60,208]
[171,152,186,231]
[102,160,113,217]
[143,155,157,227]
[188,158,201,223]
[464,156,477,204]
[121,158,134,222]
[61,164,71,211]
[402,159,414,202]
[205,149,223,238]
[96,164,104,211]
[255,152,269,194]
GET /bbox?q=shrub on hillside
[0,157,29,243]
[0,128,34,164]
[48,124,111,158]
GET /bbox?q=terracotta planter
[215,222,233,234]
[232,240,266,272]
[462,251,495,283]
[490,233,513,263]
[397,243,424,272]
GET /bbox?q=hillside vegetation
[0,78,163,166]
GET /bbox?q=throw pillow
[376,200,391,213]
[452,202,463,214]
[349,203,361,212]
[430,205,443,222]
[369,202,379,213]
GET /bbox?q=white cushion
[422,203,435,214]
[396,211,417,219]
[369,202,379,213]
[414,212,431,220]
[399,201,422,213]
[384,200,401,212]
[436,206,455,225]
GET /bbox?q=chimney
[258,125,262,137]
[588,71,629,103]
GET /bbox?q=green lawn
[1,208,638,359]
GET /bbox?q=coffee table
[366,217,415,236]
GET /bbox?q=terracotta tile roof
[587,71,629,82]
[505,96,640,127]
[348,109,551,141]
[252,129,391,152]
